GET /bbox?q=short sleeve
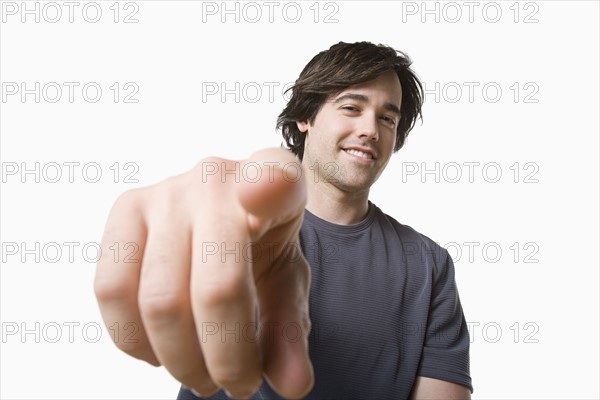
[416,249,473,392]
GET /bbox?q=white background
[1,1,598,399]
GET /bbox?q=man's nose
[357,114,379,141]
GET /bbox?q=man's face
[297,70,402,195]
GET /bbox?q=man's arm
[412,242,473,394]
[410,376,471,400]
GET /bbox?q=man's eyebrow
[332,93,401,116]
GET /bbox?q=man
[95,41,473,399]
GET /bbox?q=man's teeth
[344,149,373,159]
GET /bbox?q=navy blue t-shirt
[179,202,472,399]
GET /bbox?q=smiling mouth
[343,149,375,160]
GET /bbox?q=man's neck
[305,182,371,225]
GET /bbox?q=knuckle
[139,292,188,321]
[93,278,135,304]
[113,187,145,213]
[192,157,220,179]
[195,275,249,308]
[150,176,184,207]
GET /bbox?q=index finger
[190,149,307,398]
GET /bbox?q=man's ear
[296,120,310,133]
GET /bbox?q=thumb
[257,246,314,399]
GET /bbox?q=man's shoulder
[373,204,450,263]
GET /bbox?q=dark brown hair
[277,41,423,160]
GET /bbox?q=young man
[95,42,472,399]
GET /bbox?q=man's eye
[381,116,397,126]
[342,105,359,112]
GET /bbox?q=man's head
[277,41,423,161]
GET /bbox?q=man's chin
[334,178,375,194]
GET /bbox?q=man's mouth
[343,148,375,160]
